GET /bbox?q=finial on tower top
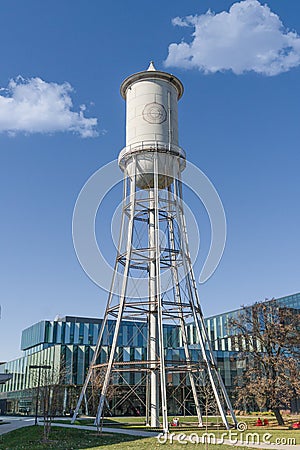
[147,61,156,71]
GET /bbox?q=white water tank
[118,62,185,189]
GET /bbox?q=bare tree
[198,371,218,420]
[36,360,68,442]
[87,368,116,433]
[229,299,300,425]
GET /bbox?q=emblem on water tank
[142,102,167,124]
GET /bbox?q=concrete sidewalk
[44,421,160,438]
[0,416,35,436]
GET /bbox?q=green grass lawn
[0,426,253,450]
[0,427,141,450]
[55,414,300,431]
[0,422,299,450]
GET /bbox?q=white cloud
[0,76,98,137]
[165,0,300,76]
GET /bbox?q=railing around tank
[118,140,186,168]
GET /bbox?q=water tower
[72,63,237,433]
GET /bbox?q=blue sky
[1,0,300,360]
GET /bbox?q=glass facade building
[1,292,299,415]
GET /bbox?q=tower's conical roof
[120,63,183,100]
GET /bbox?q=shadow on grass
[56,416,228,432]
[0,426,146,450]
